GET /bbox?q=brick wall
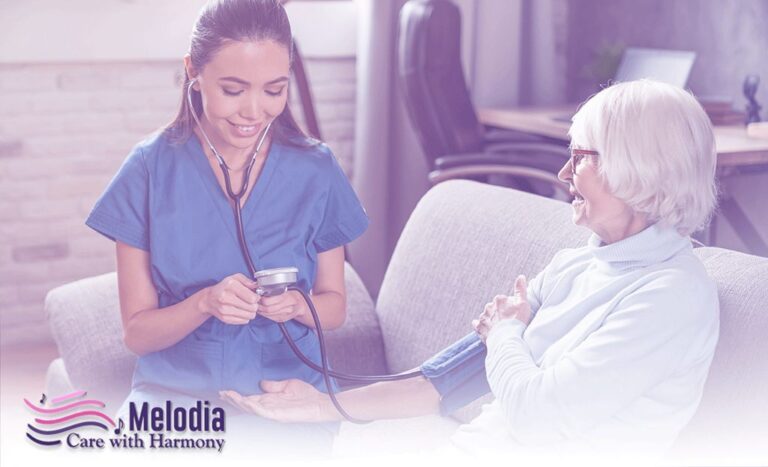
[0,57,357,347]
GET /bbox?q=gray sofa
[45,180,768,461]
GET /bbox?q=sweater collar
[587,223,691,270]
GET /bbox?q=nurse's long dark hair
[165,0,314,147]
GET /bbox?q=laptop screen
[614,48,696,88]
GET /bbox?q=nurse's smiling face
[184,39,290,160]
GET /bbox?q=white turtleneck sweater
[448,224,719,460]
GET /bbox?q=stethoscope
[187,79,422,423]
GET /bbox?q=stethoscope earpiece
[185,75,275,188]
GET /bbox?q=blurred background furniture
[291,41,322,140]
[477,105,768,256]
[477,105,768,166]
[396,0,570,199]
[46,181,767,462]
[281,0,322,140]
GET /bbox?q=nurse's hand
[257,291,308,323]
[200,273,260,325]
[219,379,339,422]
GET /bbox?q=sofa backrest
[376,180,768,447]
[671,247,768,458]
[377,181,587,369]
[376,181,591,418]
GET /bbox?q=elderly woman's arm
[483,275,719,445]
[221,376,441,422]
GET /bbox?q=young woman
[85,0,368,456]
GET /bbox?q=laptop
[553,47,697,122]
[614,48,696,87]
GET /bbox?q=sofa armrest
[45,272,135,406]
[44,358,75,398]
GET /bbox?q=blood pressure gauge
[253,267,299,297]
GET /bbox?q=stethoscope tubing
[187,79,422,423]
[187,78,273,201]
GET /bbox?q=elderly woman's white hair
[568,79,718,236]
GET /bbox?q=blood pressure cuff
[420,332,490,417]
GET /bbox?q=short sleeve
[312,150,370,253]
[85,145,150,251]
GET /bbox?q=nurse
[85,0,368,456]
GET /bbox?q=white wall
[0,0,356,63]
[0,0,208,63]
[466,0,525,107]
[0,0,359,347]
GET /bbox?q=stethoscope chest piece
[254,267,299,296]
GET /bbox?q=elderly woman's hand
[473,275,532,342]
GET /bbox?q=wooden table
[478,106,768,255]
[478,106,768,167]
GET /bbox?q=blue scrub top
[86,130,369,400]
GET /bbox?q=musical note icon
[39,393,46,405]
[114,418,125,435]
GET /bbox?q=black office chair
[397,0,570,198]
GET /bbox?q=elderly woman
[219,80,720,460]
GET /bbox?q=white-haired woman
[219,80,720,461]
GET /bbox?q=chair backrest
[397,0,485,165]
[376,180,768,451]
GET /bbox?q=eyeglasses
[569,148,599,173]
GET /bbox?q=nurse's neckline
[192,128,273,173]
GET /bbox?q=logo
[24,390,115,447]
[24,389,227,453]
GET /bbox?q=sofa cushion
[327,263,389,383]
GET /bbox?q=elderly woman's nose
[557,159,572,183]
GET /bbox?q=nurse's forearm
[123,288,210,356]
[294,291,346,330]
